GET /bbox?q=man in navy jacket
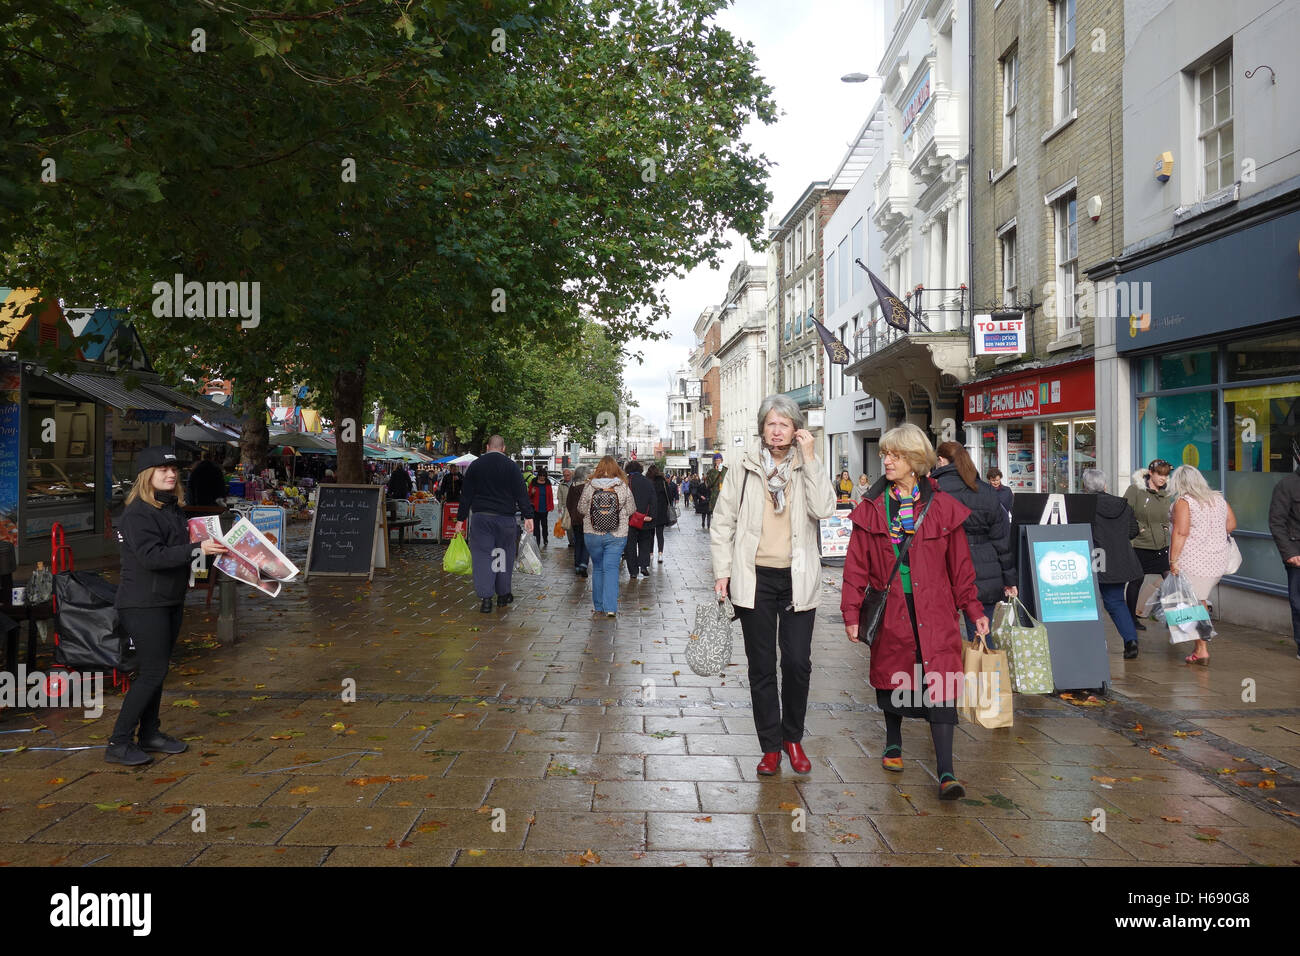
[457,435,534,612]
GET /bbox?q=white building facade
[823,106,891,484]
[716,260,769,453]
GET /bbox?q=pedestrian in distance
[850,473,871,506]
[836,469,854,503]
[647,463,671,563]
[386,462,412,501]
[557,469,574,548]
[1081,468,1144,660]
[711,394,837,777]
[437,464,463,503]
[529,466,555,549]
[692,476,710,529]
[933,442,1017,641]
[577,456,635,617]
[1167,465,1236,665]
[703,454,726,531]
[187,451,226,506]
[456,435,534,614]
[1122,459,1172,632]
[623,460,655,578]
[566,466,591,577]
[840,424,989,801]
[1267,443,1300,661]
[107,447,229,766]
[987,467,1013,519]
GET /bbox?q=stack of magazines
[188,516,299,597]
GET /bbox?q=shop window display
[25,396,98,538]
[1137,392,1220,489]
[1224,383,1300,586]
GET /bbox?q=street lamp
[840,72,881,83]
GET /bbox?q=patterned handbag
[686,597,734,677]
[993,598,1054,695]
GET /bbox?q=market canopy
[142,382,241,424]
[450,453,477,467]
[175,420,236,444]
[268,430,335,451]
[41,369,191,423]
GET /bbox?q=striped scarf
[888,483,921,545]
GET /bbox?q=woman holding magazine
[106,447,228,766]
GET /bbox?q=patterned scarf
[888,482,921,545]
[759,445,795,514]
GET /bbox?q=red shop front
[961,359,1095,493]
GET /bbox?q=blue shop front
[1115,205,1300,624]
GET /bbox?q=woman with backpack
[577,456,635,618]
[107,447,229,766]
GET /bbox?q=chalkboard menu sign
[305,484,384,580]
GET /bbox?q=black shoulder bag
[858,491,933,648]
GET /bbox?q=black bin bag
[53,571,137,673]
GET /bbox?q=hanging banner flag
[865,266,916,332]
[811,313,852,365]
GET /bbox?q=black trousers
[653,524,665,556]
[1125,547,1170,619]
[533,508,549,546]
[110,605,184,745]
[624,524,654,574]
[735,566,815,752]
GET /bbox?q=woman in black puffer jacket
[107,447,228,766]
[934,442,1018,640]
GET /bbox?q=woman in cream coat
[711,394,837,776]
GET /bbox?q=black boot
[1123,641,1139,660]
[480,598,494,613]
[499,593,514,607]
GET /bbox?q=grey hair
[757,393,804,436]
[1167,464,1219,506]
[572,465,590,482]
[1080,468,1108,493]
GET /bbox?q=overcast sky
[621,0,888,436]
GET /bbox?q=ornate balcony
[873,156,911,234]
[906,87,961,183]
[844,286,974,401]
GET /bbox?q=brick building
[770,183,846,452]
[968,0,1124,490]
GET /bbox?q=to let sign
[974,313,1025,356]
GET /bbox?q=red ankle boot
[783,741,811,774]
[756,751,781,775]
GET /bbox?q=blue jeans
[1100,582,1138,644]
[1288,563,1300,650]
[585,533,624,613]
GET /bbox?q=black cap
[136,446,180,475]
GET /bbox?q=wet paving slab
[2,522,1299,866]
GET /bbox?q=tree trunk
[333,365,367,484]
[238,386,270,475]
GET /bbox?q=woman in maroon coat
[841,424,989,800]
[528,468,555,548]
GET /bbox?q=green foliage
[1,0,774,457]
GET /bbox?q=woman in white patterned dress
[1167,465,1237,665]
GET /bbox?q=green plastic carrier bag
[443,532,472,575]
[992,598,1054,695]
